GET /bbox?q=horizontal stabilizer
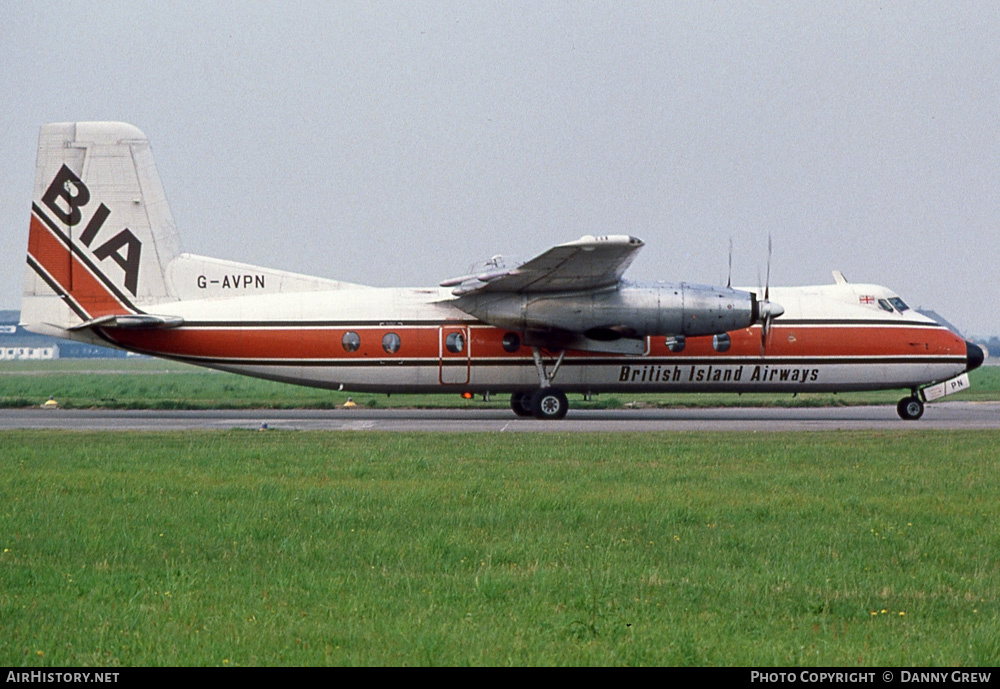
[68,314,184,331]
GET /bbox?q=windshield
[888,297,910,312]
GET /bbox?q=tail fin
[22,122,182,334]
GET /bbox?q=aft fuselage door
[439,325,470,385]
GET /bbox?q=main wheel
[897,396,924,421]
[530,388,569,420]
[510,391,534,417]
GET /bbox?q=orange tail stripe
[28,213,131,319]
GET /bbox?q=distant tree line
[975,336,1000,358]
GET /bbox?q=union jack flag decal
[859,295,875,304]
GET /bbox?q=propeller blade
[758,235,782,356]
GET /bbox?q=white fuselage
[84,279,970,396]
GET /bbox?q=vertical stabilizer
[23,122,182,332]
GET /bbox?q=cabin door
[439,325,470,385]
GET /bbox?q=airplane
[20,122,984,420]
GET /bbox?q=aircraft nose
[966,341,985,372]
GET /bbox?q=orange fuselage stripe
[103,323,966,362]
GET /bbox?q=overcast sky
[3,1,998,335]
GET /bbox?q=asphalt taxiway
[2,402,998,432]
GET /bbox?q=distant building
[1,338,58,360]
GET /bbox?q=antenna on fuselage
[726,237,733,289]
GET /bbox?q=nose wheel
[896,395,924,421]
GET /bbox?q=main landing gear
[510,389,569,420]
[896,392,924,421]
[510,347,570,420]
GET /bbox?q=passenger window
[342,331,360,352]
[382,333,401,354]
[713,333,731,352]
[502,332,520,353]
[666,335,686,353]
[445,331,465,353]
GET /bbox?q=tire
[897,396,924,421]
[530,388,569,420]
[510,391,534,417]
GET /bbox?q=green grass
[2,359,998,409]
[2,431,998,666]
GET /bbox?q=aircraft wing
[441,235,644,295]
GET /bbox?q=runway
[2,401,998,432]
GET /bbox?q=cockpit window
[888,297,909,312]
[877,299,894,313]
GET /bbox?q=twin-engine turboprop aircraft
[21,122,983,419]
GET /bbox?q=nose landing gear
[896,393,924,421]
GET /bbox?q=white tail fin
[22,122,182,331]
[22,122,366,339]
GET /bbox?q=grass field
[2,430,998,666]
[2,358,998,409]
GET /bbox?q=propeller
[757,235,784,355]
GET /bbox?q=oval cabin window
[342,332,361,352]
[445,332,465,353]
[382,333,401,354]
[502,332,521,353]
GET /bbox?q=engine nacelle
[456,282,759,339]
